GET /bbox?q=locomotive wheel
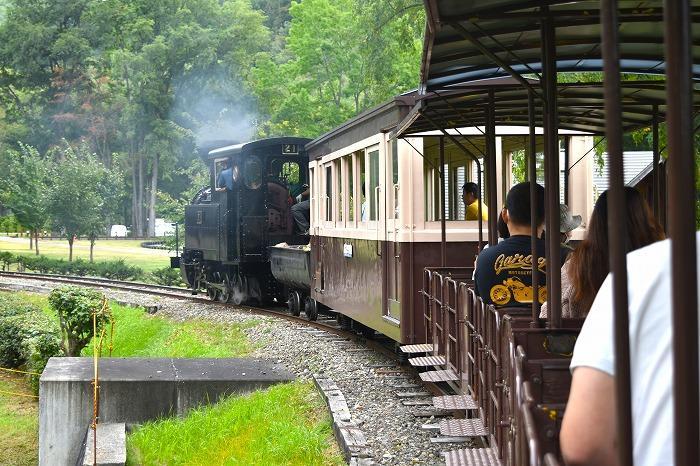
[287,291,301,316]
[218,283,232,303]
[304,296,318,321]
[206,286,220,301]
[230,275,247,306]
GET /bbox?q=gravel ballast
[0,276,474,465]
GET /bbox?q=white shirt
[570,233,700,466]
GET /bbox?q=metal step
[419,369,459,383]
[439,418,488,437]
[443,448,501,466]
[399,343,434,353]
[432,395,478,410]
[408,355,446,367]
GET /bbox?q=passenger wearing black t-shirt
[474,182,546,307]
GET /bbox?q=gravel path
[0,276,473,465]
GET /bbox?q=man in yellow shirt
[462,182,488,221]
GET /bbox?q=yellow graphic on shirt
[494,253,546,275]
[490,277,547,305]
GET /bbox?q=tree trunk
[137,152,145,236]
[90,237,95,263]
[147,154,159,237]
[35,229,40,256]
[68,236,74,262]
[131,158,138,236]
[29,232,33,250]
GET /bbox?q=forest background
[0,0,425,239]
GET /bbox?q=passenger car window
[368,149,379,220]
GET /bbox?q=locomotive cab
[179,137,311,304]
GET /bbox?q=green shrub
[22,332,62,392]
[49,286,110,356]
[17,254,145,281]
[0,295,61,394]
[0,251,14,270]
[149,266,184,286]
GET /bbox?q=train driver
[215,159,234,192]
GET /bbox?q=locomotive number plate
[282,144,298,154]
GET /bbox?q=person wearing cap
[540,188,664,319]
[559,203,582,260]
[462,182,488,221]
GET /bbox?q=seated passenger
[559,203,582,260]
[291,185,310,234]
[474,182,546,307]
[559,231,696,466]
[462,182,489,221]
[540,187,664,319]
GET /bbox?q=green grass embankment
[127,381,344,466]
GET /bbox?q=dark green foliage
[0,294,61,393]
[17,254,144,280]
[149,266,184,287]
[22,333,62,392]
[48,286,109,357]
[0,251,15,270]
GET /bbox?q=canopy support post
[541,9,562,329]
[664,1,700,465]
[486,90,498,245]
[528,90,541,327]
[601,1,634,464]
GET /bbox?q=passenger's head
[497,213,510,240]
[462,182,479,206]
[559,203,582,243]
[503,182,545,229]
[569,187,664,313]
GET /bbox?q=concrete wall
[39,357,295,466]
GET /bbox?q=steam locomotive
[177,137,311,305]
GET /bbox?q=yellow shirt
[466,200,488,221]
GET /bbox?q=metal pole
[563,136,570,206]
[486,90,498,246]
[601,1,634,465]
[175,223,180,257]
[528,90,541,327]
[541,10,562,329]
[664,1,700,465]
[440,136,446,267]
[652,106,660,219]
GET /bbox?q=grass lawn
[0,237,171,272]
[0,292,341,465]
[82,304,259,358]
[0,372,38,466]
[127,381,345,466]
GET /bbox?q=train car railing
[444,274,473,381]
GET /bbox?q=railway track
[0,270,402,359]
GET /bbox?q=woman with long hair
[541,187,665,318]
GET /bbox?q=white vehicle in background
[154,219,176,237]
[110,225,128,238]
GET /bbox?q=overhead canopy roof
[394,79,700,137]
[421,0,700,92]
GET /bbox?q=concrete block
[40,357,294,466]
[82,423,126,466]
